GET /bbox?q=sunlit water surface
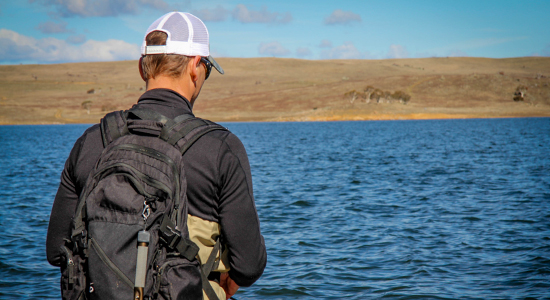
[0,118,549,299]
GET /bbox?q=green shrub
[391,90,411,103]
[343,90,365,103]
[81,100,93,114]
[346,86,412,104]
[513,85,528,102]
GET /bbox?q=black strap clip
[159,216,199,261]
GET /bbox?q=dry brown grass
[0,57,549,124]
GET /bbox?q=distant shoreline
[1,57,549,125]
[2,114,549,126]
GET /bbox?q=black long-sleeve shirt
[46,88,267,287]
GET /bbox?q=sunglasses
[200,57,212,80]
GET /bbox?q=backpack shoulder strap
[181,122,228,155]
[127,107,196,130]
[99,110,129,147]
[160,116,228,155]
[127,107,170,124]
[101,108,227,154]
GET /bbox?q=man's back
[47,89,266,299]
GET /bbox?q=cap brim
[207,55,224,75]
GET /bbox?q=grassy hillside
[0,57,549,124]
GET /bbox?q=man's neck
[146,75,194,105]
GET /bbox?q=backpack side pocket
[154,258,202,300]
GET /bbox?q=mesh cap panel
[188,14,209,45]
[163,13,189,42]
[146,17,163,34]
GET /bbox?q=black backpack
[60,108,227,300]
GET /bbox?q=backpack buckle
[159,216,180,249]
[159,216,199,260]
[72,230,88,250]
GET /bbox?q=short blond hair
[141,31,191,80]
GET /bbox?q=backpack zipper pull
[142,201,150,230]
[135,201,151,300]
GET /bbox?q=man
[46,12,267,299]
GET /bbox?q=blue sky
[1,0,549,64]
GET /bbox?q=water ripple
[2,119,550,299]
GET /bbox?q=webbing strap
[100,111,129,147]
[100,117,108,148]
[173,114,195,123]
[166,119,209,146]
[106,113,121,141]
[201,271,219,300]
[202,238,221,278]
[128,108,169,125]
[159,114,195,141]
[119,111,129,136]
[201,239,222,300]
[180,126,226,155]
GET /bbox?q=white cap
[141,12,224,75]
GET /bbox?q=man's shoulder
[65,123,103,187]
[77,123,102,149]
[83,123,101,136]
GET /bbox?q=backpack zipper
[91,162,173,201]
[153,259,171,295]
[89,237,134,289]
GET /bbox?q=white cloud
[232,4,292,24]
[324,9,361,25]
[31,0,170,17]
[318,39,332,48]
[296,47,312,58]
[386,44,409,59]
[192,5,229,22]
[320,42,362,59]
[0,29,139,63]
[66,34,87,44]
[258,41,290,57]
[36,21,72,34]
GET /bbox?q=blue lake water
[0,118,549,299]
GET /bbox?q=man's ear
[138,57,147,81]
[189,56,202,82]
